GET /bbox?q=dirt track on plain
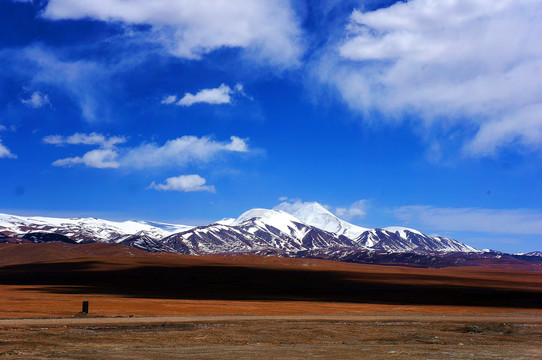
[2,313,542,327]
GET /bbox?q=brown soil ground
[1,243,541,358]
[1,315,541,359]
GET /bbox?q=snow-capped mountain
[514,251,542,257]
[162,208,356,255]
[0,213,192,244]
[359,227,478,253]
[0,204,488,261]
[275,202,369,239]
[162,224,268,255]
[232,208,355,250]
[271,203,476,253]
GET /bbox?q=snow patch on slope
[213,218,236,226]
[384,226,423,237]
[233,208,308,240]
[133,220,193,233]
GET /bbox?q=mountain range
[1,202,540,267]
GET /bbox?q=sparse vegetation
[458,322,515,335]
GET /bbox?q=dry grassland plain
[0,243,541,359]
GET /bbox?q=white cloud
[21,91,50,108]
[43,132,126,149]
[162,83,248,107]
[42,0,303,67]
[274,198,367,220]
[160,95,177,105]
[177,84,232,106]
[8,46,115,122]
[0,140,16,159]
[52,149,120,168]
[122,135,248,168]
[465,103,542,155]
[394,205,542,235]
[45,132,124,169]
[335,199,368,220]
[149,174,215,193]
[317,0,542,156]
[273,198,307,213]
[45,133,249,169]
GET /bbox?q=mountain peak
[274,201,369,239]
[273,201,331,217]
[297,201,331,213]
[233,208,303,228]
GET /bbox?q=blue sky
[1,0,541,253]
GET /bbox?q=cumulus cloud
[43,132,126,149]
[0,140,16,159]
[162,83,247,107]
[45,133,250,169]
[149,174,215,193]
[21,91,50,108]
[317,0,542,156]
[335,200,368,220]
[394,205,542,235]
[177,84,233,106]
[41,0,303,67]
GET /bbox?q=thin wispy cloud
[275,198,368,221]
[21,91,50,108]
[149,174,215,193]
[52,149,120,169]
[0,140,16,159]
[316,0,542,156]
[274,198,310,213]
[394,205,542,235]
[43,133,126,149]
[6,46,116,122]
[160,95,177,105]
[336,199,368,220]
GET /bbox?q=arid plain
[1,242,541,359]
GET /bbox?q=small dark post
[82,301,89,314]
